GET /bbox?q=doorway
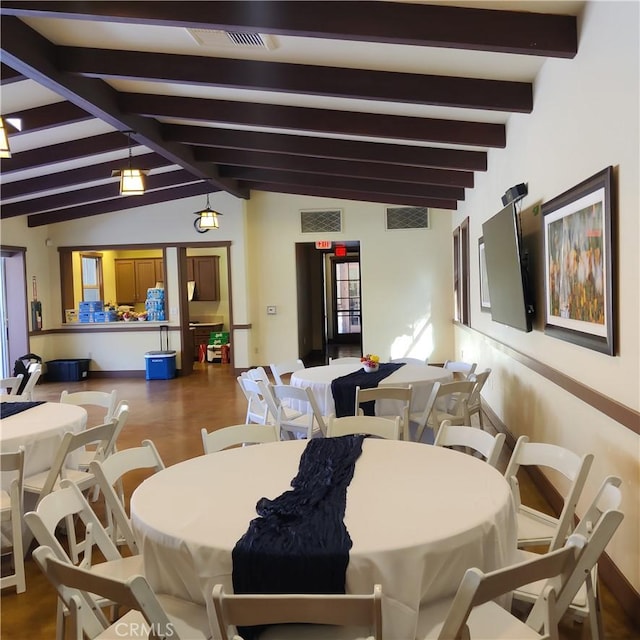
[0,248,29,377]
[295,242,362,364]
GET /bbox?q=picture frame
[542,166,615,355]
[478,236,491,312]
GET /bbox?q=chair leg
[12,509,26,594]
[585,572,603,640]
[56,597,66,640]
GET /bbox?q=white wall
[245,190,454,366]
[452,1,639,591]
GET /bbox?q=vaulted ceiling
[0,1,583,228]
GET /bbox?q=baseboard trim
[483,403,640,627]
[79,370,181,379]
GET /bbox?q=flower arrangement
[361,354,380,372]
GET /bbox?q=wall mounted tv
[482,203,534,332]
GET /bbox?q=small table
[0,402,87,492]
[290,362,453,417]
[131,439,517,639]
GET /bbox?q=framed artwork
[542,166,615,355]
[478,236,491,312]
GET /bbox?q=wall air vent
[300,209,343,233]
[187,28,277,50]
[385,207,430,230]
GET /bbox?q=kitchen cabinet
[115,258,164,304]
[187,256,220,301]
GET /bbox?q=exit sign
[315,240,332,249]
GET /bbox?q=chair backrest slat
[211,584,382,640]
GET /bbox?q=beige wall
[451,1,639,591]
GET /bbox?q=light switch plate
[267,305,277,315]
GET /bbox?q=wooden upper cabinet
[115,258,164,304]
[187,256,220,301]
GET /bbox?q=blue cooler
[145,350,176,380]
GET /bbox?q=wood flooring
[1,361,637,639]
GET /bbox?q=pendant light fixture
[193,193,222,233]
[111,131,148,195]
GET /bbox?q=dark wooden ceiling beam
[205,148,473,187]
[221,167,465,201]
[59,47,533,113]
[4,101,93,135]
[244,182,457,210]
[26,182,211,227]
[171,125,487,171]
[0,16,248,198]
[121,94,506,148]
[1,169,195,218]
[0,153,169,199]
[0,1,578,58]
[0,132,128,173]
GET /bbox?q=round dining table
[290,362,453,417]
[0,401,87,492]
[131,438,517,639]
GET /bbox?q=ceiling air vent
[187,28,277,50]
[385,207,430,230]
[300,209,343,234]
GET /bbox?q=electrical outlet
[267,305,277,315]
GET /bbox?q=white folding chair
[409,380,475,443]
[443,360,477,379]
[271,383,328,439]
[416,534,586,640]
[25,481,145,640]
[0,446,26,593]
[60,389,118,422]
[210,583,382,640]
[434,419,506,468]
[89,440,165,553]
[21,362,42,400]
[269,358,305,385]
[33,545,211,640]
[22,421,118,563]
[76,401,129,475]
[237,376,272,424]
[514,476,624,640]
[505,436,594,550]
[355,384,412,441]
[327,415,401,440]
[466,368,491,427]
[242,366,270,384]
[201,423,279,455]
[0,374,24,396]
[328,357,363,364]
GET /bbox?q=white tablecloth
[131,439,517,639]
[0,402,87,491]
[290,363,453,417]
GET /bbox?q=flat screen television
[482,203,534,332]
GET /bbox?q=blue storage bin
[94,310,117,322]
[79,301,104,313]
[145,350,176,380]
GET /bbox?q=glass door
[332,257,361,343]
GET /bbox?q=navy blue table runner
[331,362,405,417]
[0,401,46,419]
[232,435,366,639]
